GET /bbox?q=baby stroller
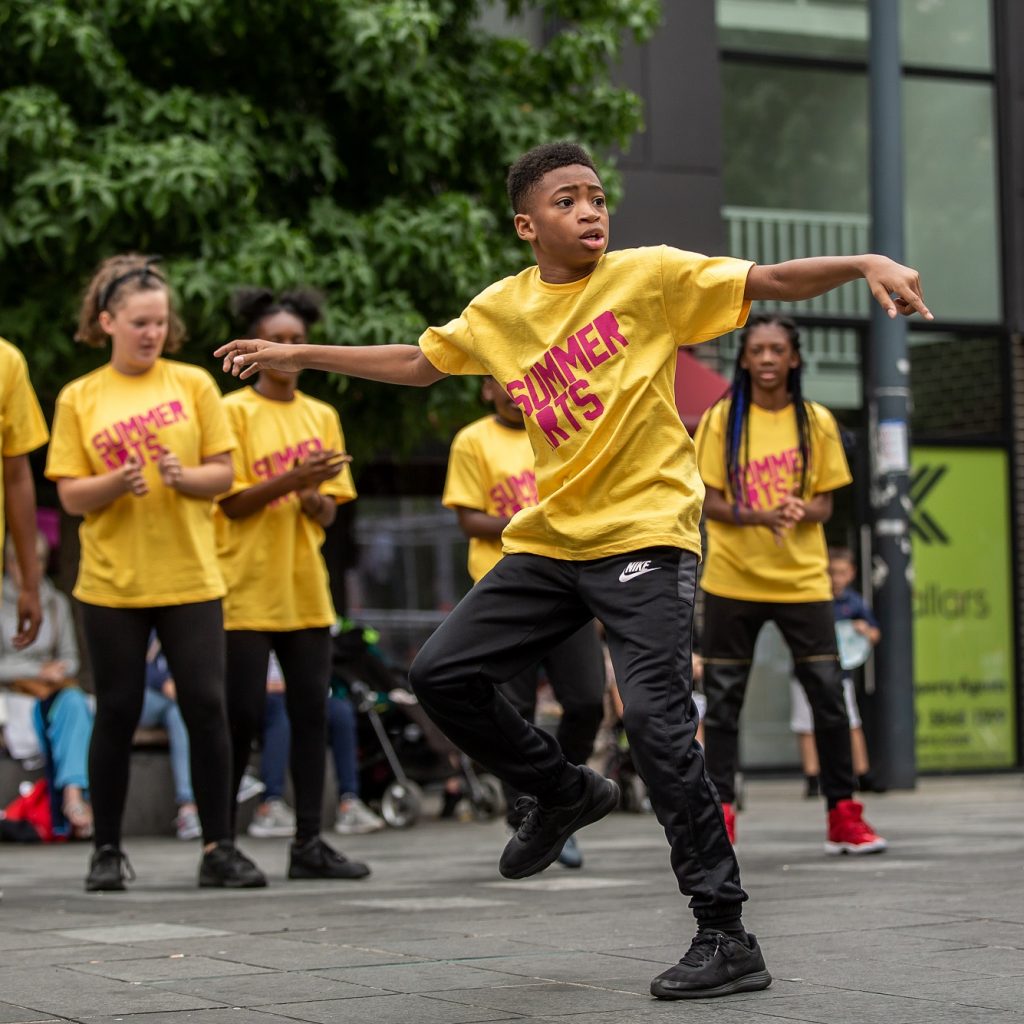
[332,621,504,828]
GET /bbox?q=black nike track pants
[409,546,747,917]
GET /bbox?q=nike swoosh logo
[618,566,661,583]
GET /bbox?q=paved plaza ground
[0,775,1022,1023]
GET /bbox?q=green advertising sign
[911,447,1016,769]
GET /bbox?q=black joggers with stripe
[409,547,747,919]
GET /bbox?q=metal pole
[866,0,916,789]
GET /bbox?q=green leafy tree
[0,0,658,466]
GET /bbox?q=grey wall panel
[612,170,727,255]
[614,1,727,253]
[997,0,1024,332]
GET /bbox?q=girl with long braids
[46,254,267,891]
[695,313,886,855]
[216,287,369,881]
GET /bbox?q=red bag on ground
[1,779,62,842]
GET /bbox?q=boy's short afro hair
[506,141,599,214]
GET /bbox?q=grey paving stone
[153,969,382,1005]
[316,960,536,993]
[52,923,230,944]
[0,1002,63,1024]
[259,993,519,1023]
[78,1012,296,1024]
[123,934,420,970]
[0,965,223,1018]
[418,981,647,1015]
[67,954,273,983]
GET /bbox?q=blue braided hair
[723,314,813,510]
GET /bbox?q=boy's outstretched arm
[213,340,448,387]
[744,255,933,320]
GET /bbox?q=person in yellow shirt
[0,336,50,650]
[46,254,266,893]
[695,314,886,856]
[217,287,369,882]
[443,378,604,868]
[217,141,931,1001]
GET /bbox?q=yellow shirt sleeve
[45,389,93,479]
[321,409,356,504]
[810,405,853,494]
[662,248,754,345]
[442,430,486,512]
[419,315,488,376]
[0,343,48,457]
[193,371,235,459]
[694,402,728,491]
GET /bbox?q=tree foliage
[0,0,658,466]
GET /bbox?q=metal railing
[723,205,871,318]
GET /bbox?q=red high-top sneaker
[825,799,887,855]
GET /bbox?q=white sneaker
[334,795,386,835]
[247,799,296,838]
[236,770,266,805]
[175,806,202,841]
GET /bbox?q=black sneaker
[199,841,267,888]
[85,845,135,892]
[650,930,772,999]
[288,836,371,880]
[498,767,619,880]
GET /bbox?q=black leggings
[701,593,854,806]
[81,599,231,848]
[226,629,331,843]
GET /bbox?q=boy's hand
[861,255,933,320]
[119,453,149,497]
[215,339,301,379]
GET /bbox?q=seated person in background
[248,654,384,837]
[0,532,93,839]
[138,634,201,841]
[141,635,267,840]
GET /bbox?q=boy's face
[513,164,609,278]
[828,557,856,597]
[482,378,524,427]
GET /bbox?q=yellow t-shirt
[216,387,356,631]
[695,399,852,602]
[0,338,49,544]
[45,360,234,608]
[442,415,537,582]
[419,246,753,560]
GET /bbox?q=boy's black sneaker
[198,841,267,888]
[650,930,772,999]
[85,845,135,892]
[288,836,371,880]
[498,767,619,879]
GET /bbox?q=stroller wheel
[381,781,423,829]
[469,774,506,821]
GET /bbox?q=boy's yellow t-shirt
[0,338,49,544]
[419,246,753,560]
[45,360,234,608]
[695,399,852,602]
[442,415,538,582]
[216,387,356,631]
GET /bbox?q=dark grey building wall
[613,2,727,256]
